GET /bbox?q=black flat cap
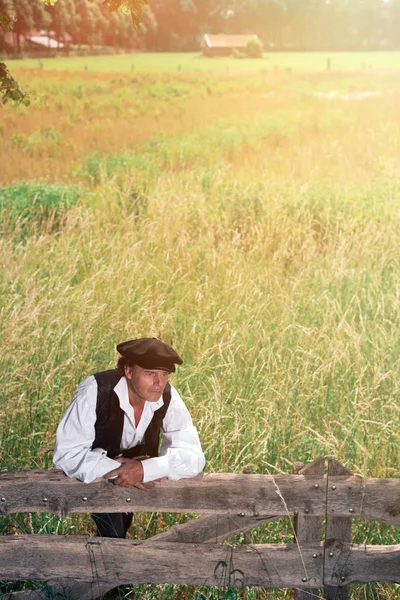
[116,338,183,373]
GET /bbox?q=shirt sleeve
[141,385,206,483]
[53,376,121,484]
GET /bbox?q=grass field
[1,53,400,599]
[5,50,400,74]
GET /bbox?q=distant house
[202,34,261,57]
[3,29,71,53]
[27,35,64,50]
[26,30,72,50]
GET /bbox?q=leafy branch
[102,0,151,28]
[0,62,30,105]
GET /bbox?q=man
[54,337,205,538]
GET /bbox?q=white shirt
[53,375,205,484]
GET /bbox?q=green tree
[0,0,15,51]
[11,0,34,52]
[45,0,76,46]
[73,0,97,46]
[146,0,198,51]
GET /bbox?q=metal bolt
[82,497,88,502]
[0,497,5,502]
[302,577,307,583]
[238,512,245,517]
[314,484,319,489]
[329,552,334,557]
[340,576,346,582]
[43,497,48,502]
[331,485,336,490]
[305,509,309,514]
[349,508,354,513]
[126,498,131,503]
[312,553,318,558]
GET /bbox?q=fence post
[293,457,325,600]
[242,466,252,543]
[324,458,352,600]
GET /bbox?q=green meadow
[6,50,400,74]
[1,53,400,598]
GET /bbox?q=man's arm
[140,385,206,484]
[53,376,122,484]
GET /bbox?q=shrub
[73,150,158,184]
[245,37,264,58]
[0,182,85,237]
[11,126,64,157]
[0,182,83,214]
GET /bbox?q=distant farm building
[27,30,72,50]
[3,30,71,53]
[27,36,63,50]
[202,34,261,57]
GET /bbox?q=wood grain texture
[324,540,400,585]
[327,473,400,527]
[143,513,280,545]
[325,459,352,600]
[0,470,326,517]
[6,516,282,600]
[294,458,325,600]
[0,535,323,589]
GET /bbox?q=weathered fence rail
[0,457,399,600]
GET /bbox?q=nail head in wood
[82,497,88,502]
[0,498,5,502]
[302,577,307,582]
[314,484,319,488]
[329,552,334,557]
[126,498,131,503]
[349,508,354,513]
[331,485,336,490]
[43,498,48,502]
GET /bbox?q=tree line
[1,0,400,53]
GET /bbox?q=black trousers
[92,512,133,538]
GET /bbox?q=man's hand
[103,457,156,490]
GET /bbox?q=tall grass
[1,64,400,598]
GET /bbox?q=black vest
[91,369,171,459]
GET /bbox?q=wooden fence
[0,457,399,600]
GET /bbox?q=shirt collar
[114,376,164,413]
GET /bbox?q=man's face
[124,364,170,403]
